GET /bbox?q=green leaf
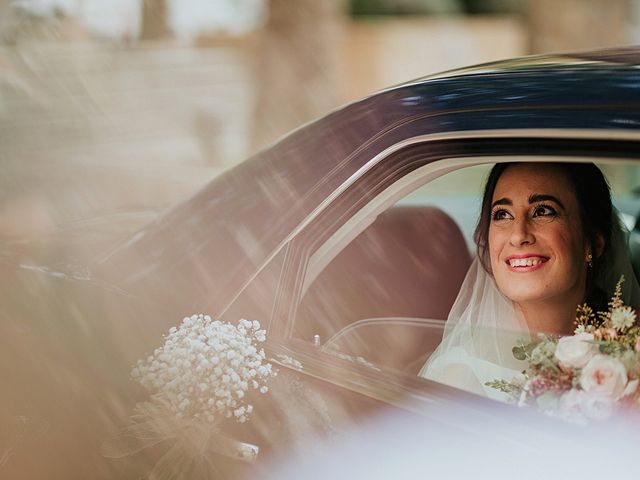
[485,379,521,395]
[512,345,527,361]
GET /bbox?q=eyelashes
[491,208,512,221]
[532,204,557,217]
[491,203,558,222]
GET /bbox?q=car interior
[296,205,470,373]
[292,159,640,377]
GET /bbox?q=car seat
[295,205,472,371]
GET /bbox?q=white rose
[558,389,587,425]
[623,379,639,397]
[559,388,615,423]
[554,333,598,368]
[581,392,615,421]
[580,354,628,399]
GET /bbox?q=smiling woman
[486,163,606,335]
[419,161,640,400]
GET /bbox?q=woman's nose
[509,217,535,246]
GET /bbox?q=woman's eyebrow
[528,194,565,209]
[491,197,512,208]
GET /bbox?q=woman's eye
[491,209,512,221]
[532,204,557,217]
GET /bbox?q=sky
[14,0,266,40]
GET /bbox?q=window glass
[602,164,640,228]
[294,162,489,372]
[398,163,491,249]
[293,160,640,378]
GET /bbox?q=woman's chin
[494,279,551,305]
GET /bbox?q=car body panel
[98,55,640,324]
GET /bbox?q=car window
[397,164,491,249]
[292,159,640,378]
[293,162,487,373]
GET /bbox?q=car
[5,46,640,479]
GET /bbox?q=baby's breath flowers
[487,276,640,424]
[132,315,275,424]
[103,315,275,474]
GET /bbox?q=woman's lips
[505,255,549,272]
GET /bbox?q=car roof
[410,46,640,83]
[97,47,640,318]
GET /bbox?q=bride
[420,162,640,400]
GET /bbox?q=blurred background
[0,0,639,243]
[1,2,639,477]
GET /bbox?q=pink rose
[559,389,615,423]
[580,355,628,399]
[558,389,586,424]
[558,389,614,425]
[554,333,598,368]
[582,392,615,421]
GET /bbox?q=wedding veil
[419,210,640,401]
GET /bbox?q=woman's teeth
[508,257,545,267]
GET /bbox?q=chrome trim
[324,317,446,349]
[221,128,640,316]
[281,128,640,245]
[268,342,570,439]
[268,341,445,414]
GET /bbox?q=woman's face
[488,163,590,306]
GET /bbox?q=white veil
[419,258,529,401]
[420,211,640,402]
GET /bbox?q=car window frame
[271,135,640,341]
[249,134,640,415]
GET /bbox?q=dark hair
[473,162,613,304]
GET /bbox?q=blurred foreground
[1,2,638,478]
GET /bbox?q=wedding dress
[419,217,640,402]
[419,258,529,401]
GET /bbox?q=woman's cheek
[488,230,505,269]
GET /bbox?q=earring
[586,253,593,268]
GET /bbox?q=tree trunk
[140,0,170,40]
[250,0,346,152]
[526,0,630,53]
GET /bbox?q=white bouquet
[104,315,276,476]
[132,315,273,424]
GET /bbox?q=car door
[227,134,640,463]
